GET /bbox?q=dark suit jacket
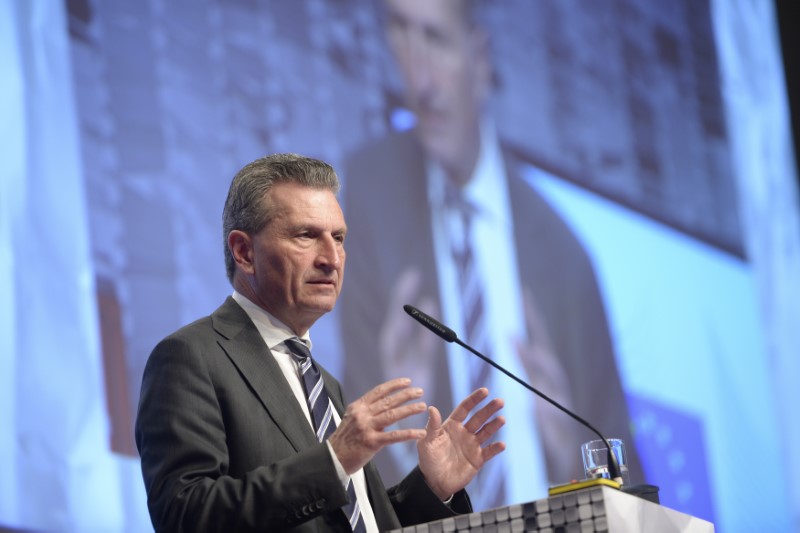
[339,131,641,487]
[135,296,469,532]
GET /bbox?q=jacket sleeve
[389,466,471,527]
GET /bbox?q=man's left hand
[516,288,580,483]
[416,388,506,500]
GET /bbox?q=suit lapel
[209,298,403,528]
[211,297,318,451]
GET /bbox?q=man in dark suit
[135,153,506,532]
[339,0,640,506]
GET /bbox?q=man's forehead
[386,0,470,28]
[266,185,343,220]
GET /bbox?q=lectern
[390,484,714,532]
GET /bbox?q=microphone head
[403,305,458,343]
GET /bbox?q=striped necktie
[446,187,507,510]
[448,199,491,389]
[285,338,366,532]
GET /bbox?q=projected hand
[379,268,439,393]
[516,288,581,483]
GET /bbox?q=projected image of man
[339,0,641,509]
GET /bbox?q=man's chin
[415,127,456,165]
[301,294,338,314]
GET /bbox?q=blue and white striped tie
[285,338,366,532]
[447,188,507,510]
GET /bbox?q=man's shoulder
[500,143,598,273]
[343,130,425,186]
[150,296,248,356]
[345,129,421,167]
[159,314,214,344]
[341,130,428,212]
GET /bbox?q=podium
[390,485,714,532]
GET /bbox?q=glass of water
[580,438,630,486]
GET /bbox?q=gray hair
[222,153,340,283]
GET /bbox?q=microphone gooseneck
[403,304,624,485]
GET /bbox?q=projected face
[385,0,490,184]
[231,183,347,335]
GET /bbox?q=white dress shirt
[426,122,549,502]
[232,291,380,532]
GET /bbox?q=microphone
[403,304,625,485]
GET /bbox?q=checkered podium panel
[390,485,714,533]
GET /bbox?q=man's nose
[393,28,434,99]
[316,235,342,269]
[404,39,434,98]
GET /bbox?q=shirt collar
[428,120,508,226]
[231,290,313,351]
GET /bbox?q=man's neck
[436,121,483,187]
[442,155,478,188]
[231,277,312,337]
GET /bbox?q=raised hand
[417,388,506,500]
[379,268,439,393]
[328,378,427,475]
[515,288,580,483]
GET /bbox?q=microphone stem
[454,338,624,485]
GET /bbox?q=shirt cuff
[326,440,351,490]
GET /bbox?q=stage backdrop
[1,0,799,531]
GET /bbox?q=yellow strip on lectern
[548,477,621,496]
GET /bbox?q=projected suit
[338,0,641,498]
[339,130,641,487]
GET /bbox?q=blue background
[2,0,799,531]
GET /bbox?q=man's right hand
[328,378,428,475]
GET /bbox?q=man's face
[385,0,489,177]
[247,182,346,334]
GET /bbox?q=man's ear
[228,230,255,275]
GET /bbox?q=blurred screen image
[2,1,798,531]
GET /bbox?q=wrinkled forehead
[264,183,344,224]
[384,0,473,32]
